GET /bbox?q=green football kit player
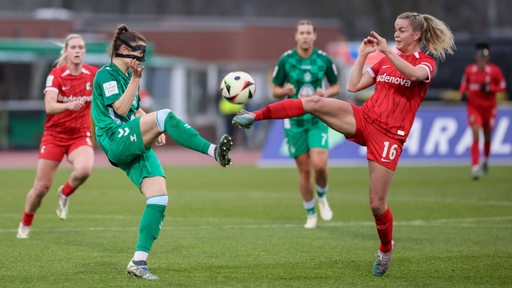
[92,24,232,280]
[271,20,340,229]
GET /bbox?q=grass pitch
[0,165,511,287]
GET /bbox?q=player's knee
[155,109,174,132]
[370,202,387,216]
[32,183,51,197]
[74,166,92,181]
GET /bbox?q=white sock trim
[155,109,172,132]
[208,144,215,158]
[147,195,168,206]
[303,200,315,210]
[133,251,148,262]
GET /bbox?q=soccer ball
[220,71,256,104]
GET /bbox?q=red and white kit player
[459,42,506,179]
[17,34,98,239]
[232,12,455,276]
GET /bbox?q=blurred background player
[271,19,340,229]
[17,34,98,238]
[91,24,232,280]
[459,42,507,180]
[233,12,455,276]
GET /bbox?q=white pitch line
[1,215,511,234]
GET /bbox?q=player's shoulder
[82,64,99,74]
[49,65,67,76]
[314,48,329,56]
[95,64,116,78]
[487,62,503,71]
[313,48,333,61]
[280,49,295,59]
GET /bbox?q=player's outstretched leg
[232,110,256,129]
[214,134,233,167]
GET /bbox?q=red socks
[374,207,393,253]
[254,99,305,120]
[61,182,77,197]
[471,141,479,166]
[21,212,34,226]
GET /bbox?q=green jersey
[272,48,338,122]
[91,63,140,141]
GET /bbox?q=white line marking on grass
[1,215,511,234]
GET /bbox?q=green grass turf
[0,165,511,287]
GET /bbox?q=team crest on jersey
[86,82,92,91]
[303,72,311,82]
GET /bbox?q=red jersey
[459,62,506,109]
[43,64,98,140]
[362,51,436,140]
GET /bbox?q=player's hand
[369,31,389,53]
[154,134,166,146]
[129,59,144,79]
[360,36,378,55]
[284,83,296,96]
[480,84,491,93]
[315,88,327,97]
[68,101,84,111]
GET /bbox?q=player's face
[393,19,421,53]
[120,41,146,62]
[295,24,316,52]
[66,37,85,65]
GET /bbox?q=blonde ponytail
[398,12,455,61]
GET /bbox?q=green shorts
[283,116,329,158]
[97,117,164,190]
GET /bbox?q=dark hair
[297,19,315,33]
[110,24,146,60]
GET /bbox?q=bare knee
[370,201,387,216]
[75,167,92,181]
[31,182,51,198]
[369,193,388,215]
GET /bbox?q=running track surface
[0,148,261,168]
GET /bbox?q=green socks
[164,112,211,154]
[135,196,167,253]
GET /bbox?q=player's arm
[272,83,295,99]
[271,57,295,99]
[458,67,470,101]
[112,59,143,116]
[316,60,341,97]
[44,89,84,114]
[316,82,341,97]
[491,67,507,93]
[347,37,377,92]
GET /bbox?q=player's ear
[414,31,421,41]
